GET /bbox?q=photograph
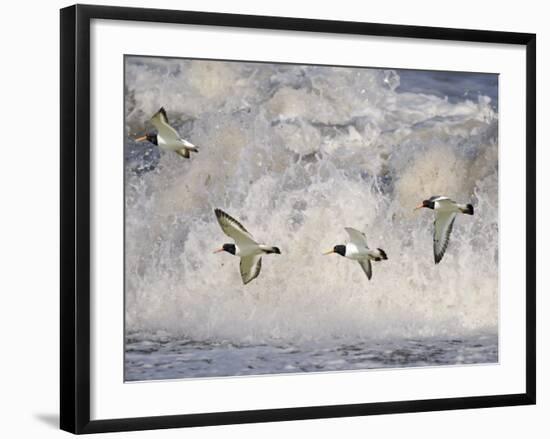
[124,55,499,382]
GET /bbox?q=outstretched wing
[433,211,456,264]
[151,107,180,142]
[154,107,169,124]
[357,259,372,280]
[240,255,262,285]
[214,209,257,247]
[345,227,369,248]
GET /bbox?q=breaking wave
[124,57,498,344]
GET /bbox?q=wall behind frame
[0,0,545,438]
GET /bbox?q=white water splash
[125,57,498,345]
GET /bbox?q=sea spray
[124,57,498,346]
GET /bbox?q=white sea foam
[125,58,498,344]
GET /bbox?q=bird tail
[175,149,190,158]
[175,143,199,158]
[460,204,474,215]
[260,246,281,254]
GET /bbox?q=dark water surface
[397,70,498,107]
[125,333,498,381]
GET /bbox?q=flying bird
[415,195,474,264]
[213,208,281,285]
[323,227,387,280]
[135,107,199,158]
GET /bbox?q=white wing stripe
[358,259,372,280]
[151,108,181,142]
[215,209,257,247]
[344,227,369,248]
[240,255,262,284]
[433,211,456,263]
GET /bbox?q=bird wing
[430,195,458,204]
[154,107,170,124]
[151,108,180,142]
[357,259,372,280]
[344,227,369,248]
[435,197,457,210]
[214,209,258,247]
[433,211,457,264]
[240,255,262,285]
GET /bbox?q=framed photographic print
[60,4,536,434]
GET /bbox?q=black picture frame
[60,4,536,434]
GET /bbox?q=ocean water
[124,57,499,381]
[125,333,497,381]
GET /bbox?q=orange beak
[414,203,424,211]
[135,135,148,142]
[213,248,225,254]
[322,250,335,255]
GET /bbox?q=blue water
[397,70,498,108]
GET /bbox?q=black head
[416,199,435,210]
[135,133,158,146]
[213,243,236,255]
[146,133,158,146]
[270,247,281,255]
[333,245,346,257]
[222,243,236,255]
[377,248,388,260]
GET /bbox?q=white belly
[157,136,185,152]
[345,244,370,260]
[234,244,262,258]
[435,200,460,213]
